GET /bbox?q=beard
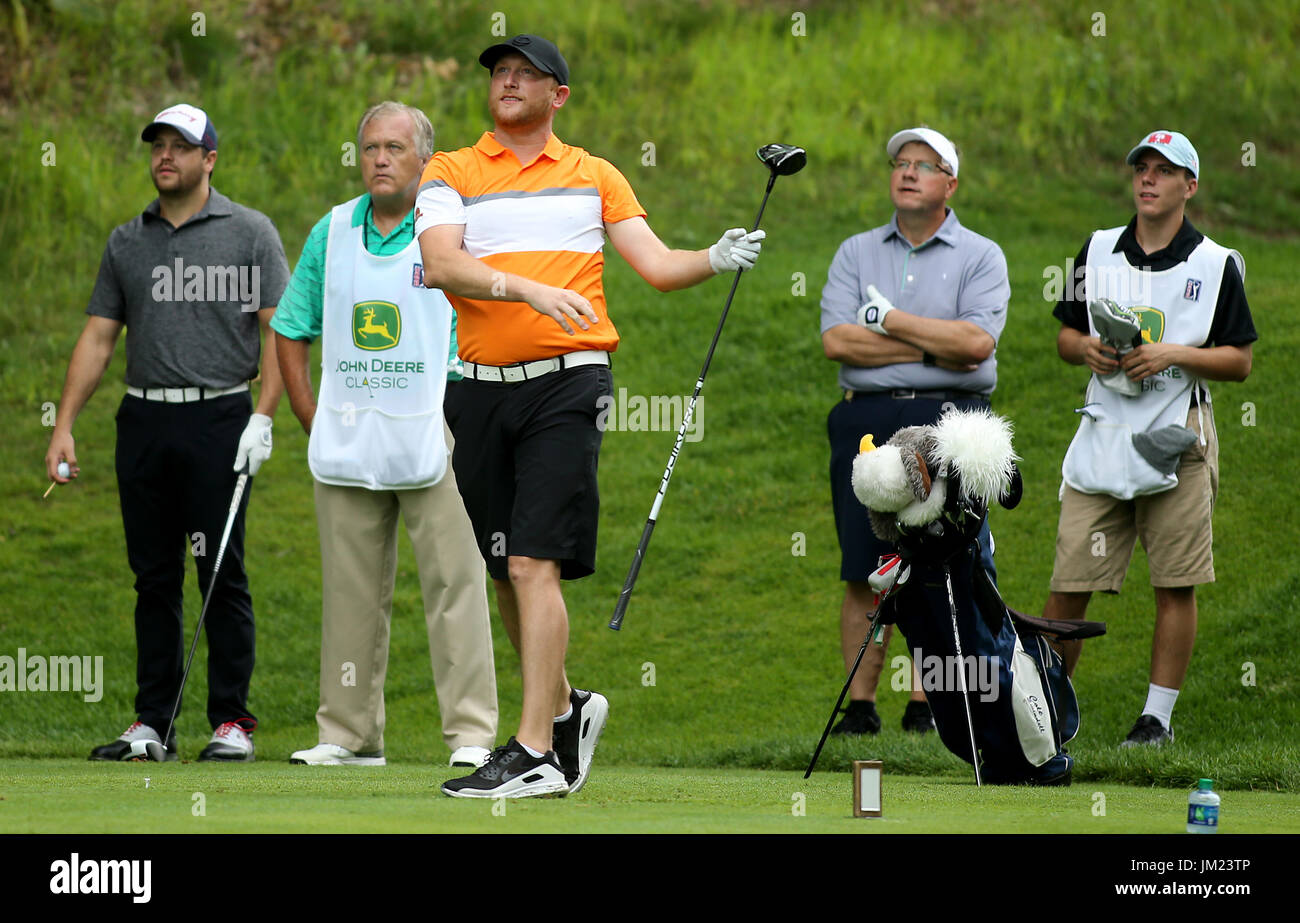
[152,162,206,198]
[490,93,552,129]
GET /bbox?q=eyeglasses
[890,158,952,176]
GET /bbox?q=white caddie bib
[1061,226,1241,499]
[308,196,453,490]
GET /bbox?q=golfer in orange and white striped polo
[416,33,767,799]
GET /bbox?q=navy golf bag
[877,472,1105,785]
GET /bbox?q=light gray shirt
[819,209,1009,394]
[87,188,289,389]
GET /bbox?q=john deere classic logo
[353,301,400,351]
[1131,306,1165,344]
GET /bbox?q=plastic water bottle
[1187,778,1220,833]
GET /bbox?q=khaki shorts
[1050,403,1219,593]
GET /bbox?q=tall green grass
[1,0,1297,791]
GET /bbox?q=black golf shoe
[441,737,568,799]
[830,700,881,736]
[1119,714,1173,748]
[901,700,936,734]
[89,721,177,761]
[552,688,609,794]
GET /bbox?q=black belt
[844,388,989,402]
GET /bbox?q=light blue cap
[1126,130,1198,178]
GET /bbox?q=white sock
[520,741,546,759]
[1142,684,1180,729]
[554,706,573,723]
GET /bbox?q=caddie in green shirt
[272,101,498,769]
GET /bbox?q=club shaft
[609,174,779,631]
[805,608,883,778]
[944,565,982,787]
[161,470,250,746]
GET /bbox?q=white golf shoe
[198,722,255,762]
[449,745,492,768]
[289,742,386,766]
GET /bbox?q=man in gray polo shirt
[43,103,289,762]
[819,126,1010,736]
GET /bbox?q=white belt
[127,383,249,403]
[461,350,609,383]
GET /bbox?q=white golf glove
[708,228,766,274]
[857,284,896,336]
[234,413,273,475]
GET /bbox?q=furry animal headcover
[851,408,1019,544]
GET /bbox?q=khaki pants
[312,425,497,753]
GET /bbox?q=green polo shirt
[271,194,461,380]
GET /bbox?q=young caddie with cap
[820,127,1010,737]
[44,104,289,762]
[273,101,499,771]
[415,34,767,798]
[1043,130,1257,747]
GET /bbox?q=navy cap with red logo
[141,104,219,151]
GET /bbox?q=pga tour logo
[411,263,425,287]
[1184,278,1202,301]
[49,854,151,903]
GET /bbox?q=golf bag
[876,475,1105,785]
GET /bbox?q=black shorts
[828,391,994,582]
[445,365,613,581]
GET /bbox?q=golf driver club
[129,463,252,761]
[609,143,806,631]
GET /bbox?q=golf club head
[757,143,807,176]
[128,739,168,762]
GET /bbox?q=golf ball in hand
[57,462,70,479]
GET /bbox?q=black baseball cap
[478,34,569,87]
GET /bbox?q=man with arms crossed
[416,34,766,798]
[45,104,288,761]
[821,127,1009,737]
[1045,130,1255,746]
[273,102,498,769]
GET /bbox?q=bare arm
[605,216,715,292]
[254,307,284,416]
[880,311,994,366]
[418,224,598,335]
[1057,324,1120,374]
[274,332,315,434]
[44,315,123,480]
[1121,342,1252,383]
[822,323,924,368]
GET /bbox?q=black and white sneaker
[89,721,177,762]
[198,721,255,762]
[1119,714,1173,748]
[552,688,609,794]
[441,737,568,799]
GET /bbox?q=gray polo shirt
[87,188,289,389]
[819,209,1009,394]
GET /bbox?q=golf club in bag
[129,463,252,761]
[805,452,1106,784]
[609,143,806,631]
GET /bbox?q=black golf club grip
[609,517,656,630]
